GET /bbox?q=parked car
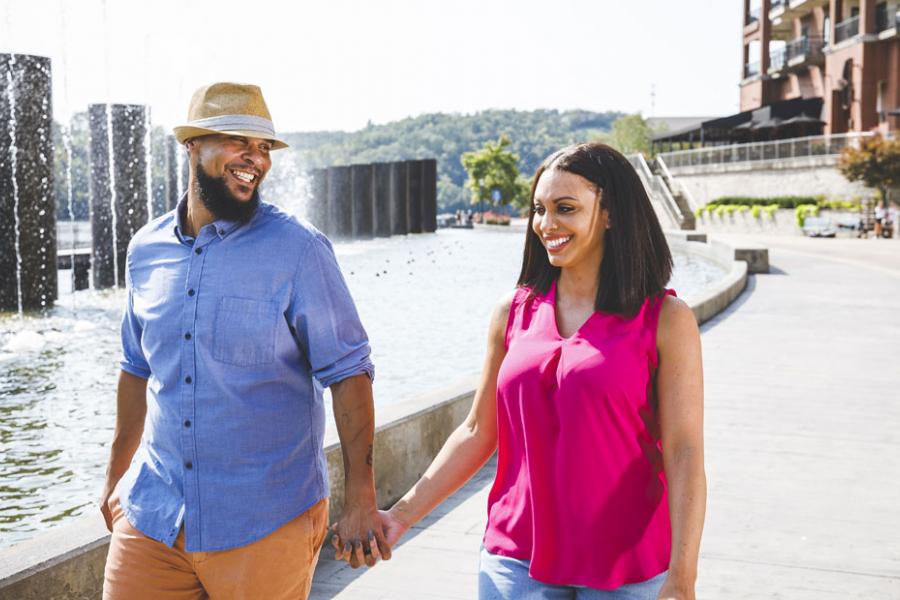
[802,216,837,238]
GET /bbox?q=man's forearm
[330,373,376,501]
[105,371,148,487]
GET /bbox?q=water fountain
[0,53,57,313]
[302,160,437,238]
[351,163,374,238]
[87,103,148,289]
[390,161,409,235]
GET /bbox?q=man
[100,82,388,599]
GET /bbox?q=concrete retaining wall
[670,157,872,208]
[0,237,752,599]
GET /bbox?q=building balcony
[875,4,900,34]
[786,35,824,65]
[744,61,761,79]
[834,15,860,44]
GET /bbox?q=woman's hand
[379,508,410,548]
[657,573,695,600]
[329,508,408,566]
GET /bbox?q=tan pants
[103,496,329,600]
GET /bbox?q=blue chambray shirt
[117,197,374,552]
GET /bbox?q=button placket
[179,233,211,548]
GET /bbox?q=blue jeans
[479,547,667,600]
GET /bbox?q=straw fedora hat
[173,82,289,150]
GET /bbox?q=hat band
[188,114,276,138]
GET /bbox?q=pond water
[0,226,726,548]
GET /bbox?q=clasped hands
[329,505,408,568]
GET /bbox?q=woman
[335,142,706,599]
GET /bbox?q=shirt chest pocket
[212,296,279,367]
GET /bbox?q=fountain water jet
[0,53,57,313]
[88,104,149,289]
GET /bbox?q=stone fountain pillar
[406,159,424,234]
[373,163,392,238]
[165,135,179,211]
[327,165,352,239]
[0,53,57,312]
[422,158,437,233]
[88,103,149,289]
[351,164,374,239]
[305,167,329,234]
[389,161,408,235]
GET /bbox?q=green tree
[600,113,654,156]
[460,135,529,209]
[839,136,900,202]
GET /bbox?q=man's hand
[330,498,391,568]
[99,481,117,532]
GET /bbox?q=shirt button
[218,228,225,235]
[184,332,192,340]
[185,375,192,384]
[184,420,192,428]
[187,289,195,297]
[195,247,202,255]
[185,461,193,470]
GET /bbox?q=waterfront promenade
[311,236,900,599]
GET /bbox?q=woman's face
[531,168,609,270]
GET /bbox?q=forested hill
[281,109,622,210]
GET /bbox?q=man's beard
[194,162,261,223]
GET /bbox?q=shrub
[709,196,823,209]
[751,205,764,219]
[762,205,778,219]
[794,204,820,228]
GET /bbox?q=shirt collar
[173,194,259,243]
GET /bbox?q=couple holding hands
[100,82,705,600]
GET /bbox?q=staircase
[627,154,695,230]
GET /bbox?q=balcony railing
[875,4,900,32]
[835,15,860,43]
[769,48,786,71]
[744,61,761,78]
[786,35,824,62]
[657,132,876,170]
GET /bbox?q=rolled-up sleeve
[288,232,374,388]
[120,262,151,379]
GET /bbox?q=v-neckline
[549,280,598,341]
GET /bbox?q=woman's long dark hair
[517,142,672,317]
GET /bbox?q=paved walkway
[311,236,900,599]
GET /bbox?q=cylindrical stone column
[89,103,149,289]
[406,159,424,234]
[389,161,408,235]
[0,53,56,312]
[351,164,374,239]
[165,134,179,211]
[373,163,392,238]
[327,165,352,239]
[422,158,437,233]
[305,168,329,234]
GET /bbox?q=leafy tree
[838,136,900,202]
[599,113,654,156]
[460,135,529,209]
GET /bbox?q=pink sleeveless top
[484,282,674,589]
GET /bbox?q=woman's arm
[363,291,514,550]
[656,296,706,600]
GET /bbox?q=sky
[1,0,744,133]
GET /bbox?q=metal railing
[744,61,761,78]
[657,132,876,169]
[875,4,900,31]
[628,153,684,229]
[786,35,824,61]
[770,48,786,71]
[655,155,698,214]
[835,15,860,43]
